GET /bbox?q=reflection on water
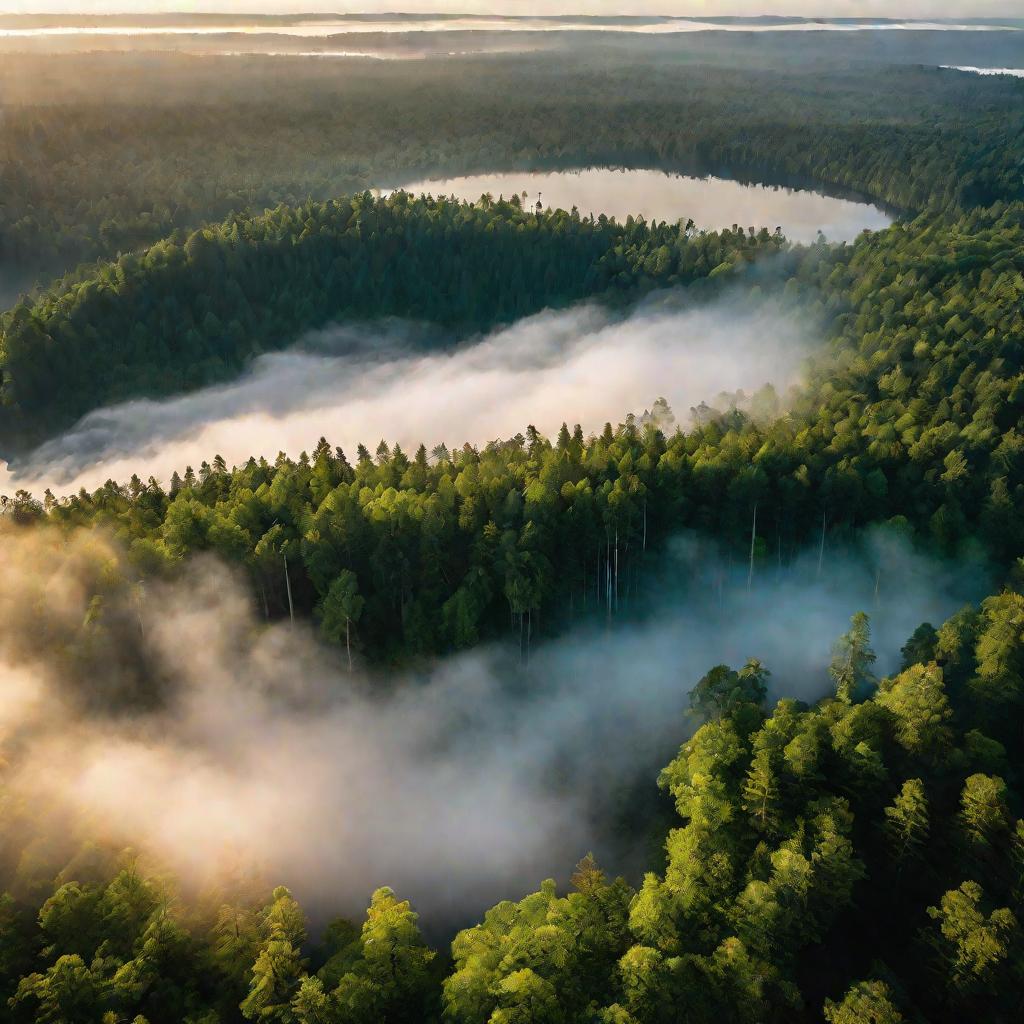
[390,169,892,245]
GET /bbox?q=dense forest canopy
[1,41,1023,283]
[0,530,1020,1023]
[4,197,1014,662]
[0,194,787,444]
[0,23,1023,1024]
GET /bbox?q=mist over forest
[0,522,987,926]
[0,12,1022,1024]
[5,291,813,494]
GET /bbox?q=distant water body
[942,65,1024,77]
[388,169,892,246]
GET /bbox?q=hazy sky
[3,3,1022,20]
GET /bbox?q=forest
[2,43,1023,285]
[0,538,1020,1024]
[4,199,1023,659]
[0,195,786,443]
[1,23,1023,1024]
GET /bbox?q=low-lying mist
[5,293,813,496]
[0,523,987,929]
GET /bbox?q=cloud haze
[0,524,988,927]
[5,294,812,496]
[3,5,1021,20]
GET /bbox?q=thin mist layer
[6,295,811,496]
[2,18,1018,40]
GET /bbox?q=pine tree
[240,887,308,1024]
[883,779,929,865]
[824,980,904,1024]
[742,749,780,834]
[830,612,877,703]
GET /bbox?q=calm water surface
[391,168,892,244]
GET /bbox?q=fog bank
[3,17,1019,39]
[0,524,987,926]
[6,295,812,496]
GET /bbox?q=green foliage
[926,880,1018,996]
[240,887,308,1024]
[11,954,102,1023]
[876,663,953,762]
[621,603,1023,1022]
[319,570,364,670]
[883,779,930,866]
[4,43,1024,284]
[1,185,1021,676]
[444,866,633,1024]
[2,34,1024,1024]
[741,749,781,835]
[0,190,781,443]
[899,623,937,671]
[960,774,1011,848]
[830,613,877,704]
[823,980,904,1024]
[691,660,769,721]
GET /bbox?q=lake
[389,168,892,245]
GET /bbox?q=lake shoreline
[384,166,894,244]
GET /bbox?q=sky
[2,3,1022,21]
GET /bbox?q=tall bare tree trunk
[283,554,294,626]
[346,616,352,673]
[135,585,146,639]
[605,538,612,630]
[614,528,619,613]
[748,502,758,591]
[817,510,827,579]
[526,608,531,668]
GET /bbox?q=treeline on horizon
[0,574,1020,1023]
[1,48,1023,284]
